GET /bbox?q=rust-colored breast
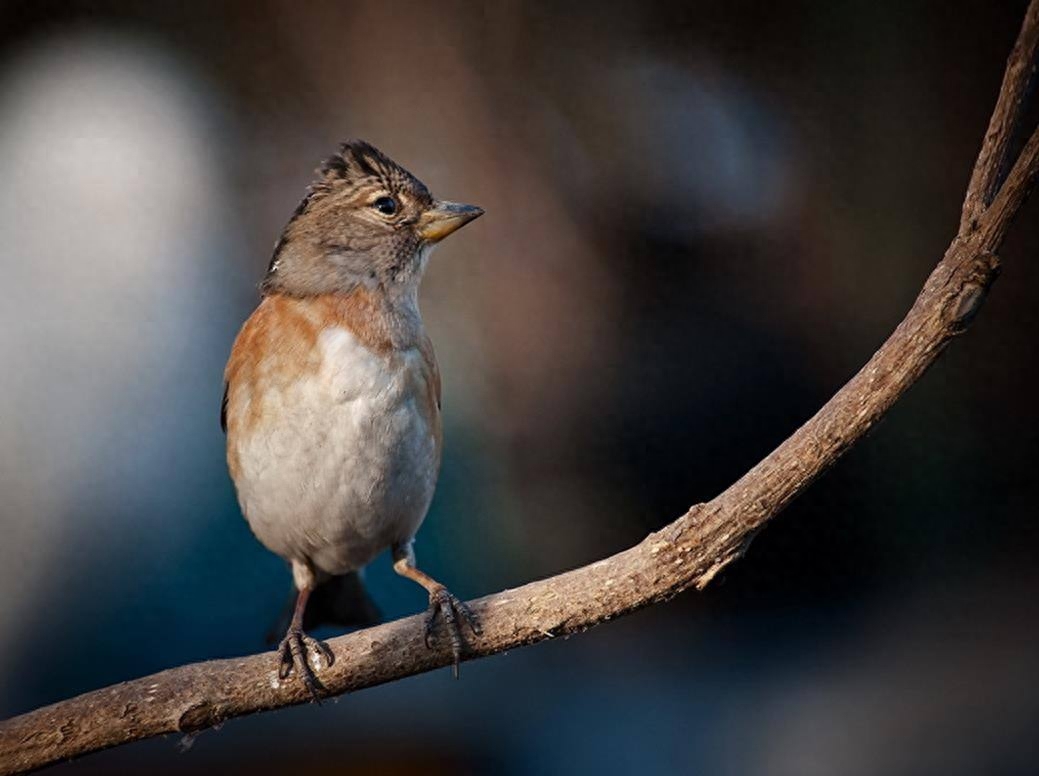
[222,288,439,479]
[224,295,313,479]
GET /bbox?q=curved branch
[3,3,1039,773]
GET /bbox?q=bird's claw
[423,586,481,678]
[277,628,334,701]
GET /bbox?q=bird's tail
[265,571,382,645]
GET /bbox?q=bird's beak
[418,201,484,243]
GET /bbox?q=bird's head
[261,140,483,297]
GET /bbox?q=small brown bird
[222,141,483,694]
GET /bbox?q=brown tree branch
[961,0,1039,228]
[3,3,1039,773]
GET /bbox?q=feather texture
[224,288,442,576]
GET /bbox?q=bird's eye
[373,196,398,215]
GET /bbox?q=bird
[222,140,483,695]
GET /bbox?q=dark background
[1,2,1037,774]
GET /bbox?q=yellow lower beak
[418,201,484,243]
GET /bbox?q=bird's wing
[220,382,229,433]
[419,334,442,411]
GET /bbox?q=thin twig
[3,2,1039,773]
[979,124,1039,249]
[961,0,1039,229]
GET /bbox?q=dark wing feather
[220,382,229,433]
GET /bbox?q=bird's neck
[266,282,425,355]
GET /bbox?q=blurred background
[2,1,1038,774]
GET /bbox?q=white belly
[231,326,439,575]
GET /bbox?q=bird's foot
[423,585,482,678]
[277,627,334,701]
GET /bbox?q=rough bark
[2,2,1038,773]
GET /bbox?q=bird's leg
[277,562,334,700]
[392,541,481,678]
